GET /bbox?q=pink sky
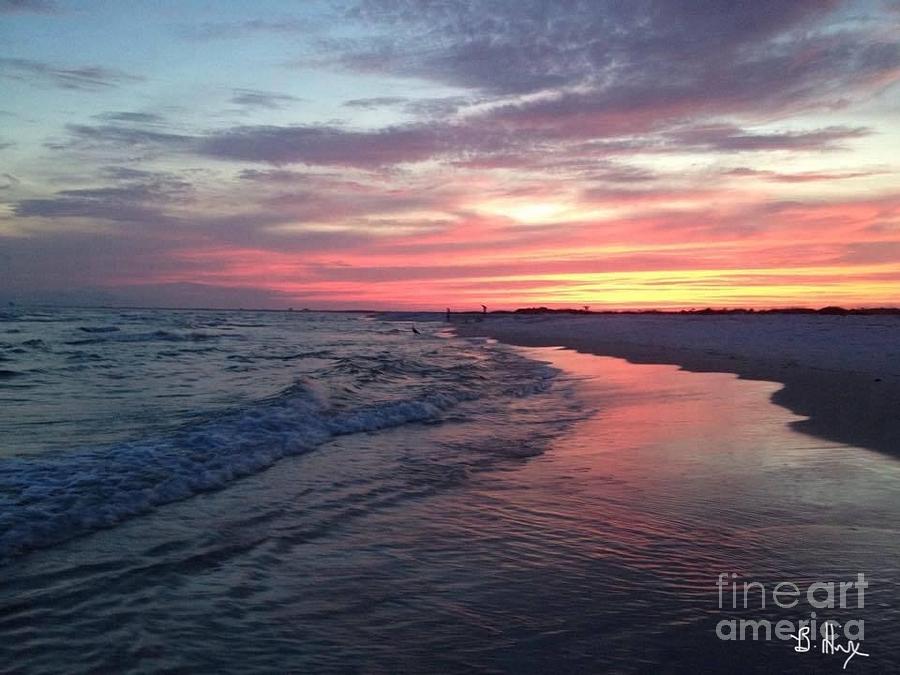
[1,1,898,309]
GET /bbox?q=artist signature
[790,623,869,669]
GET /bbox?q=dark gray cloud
[55,120,464,169]
[0,230,181,292]
[7,161,444,260]
[14,170,191,223]
[342,96,408,109]
[341,94,477,123]
[0,223,309,309]
[95,111,166,125]
[338,1,844,94]
[52,123,193,152]
[669,125,871,152]
[49,116,501,168]
[402,96,472,118]
[100,166,173,181]
[478,31,896,140]
[53,115,869,171]
[14,197,166,223]
[0,58,142,91]
[197,123,447,167]
[0,282,296,310]
[328,0,898,141]
[0,0,57,13]
[230,89,303,110]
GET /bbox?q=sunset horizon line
[7,300,900,315]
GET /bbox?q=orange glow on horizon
[142,186,900,310]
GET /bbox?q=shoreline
[453,314,900,457]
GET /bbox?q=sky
[1,0,899,310]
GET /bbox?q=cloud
[51,114,873,174]
[55,120,452,168]
[53,123,192,152]
[0,282,295,310]
[13,170,191,223]
[238,168,306,183]
[100,166,174,181]
[0,0,57,13]
[402,96,472,118]
[342,96,408,109]
[95,111,166,125]
[230,89,303,110]
[197,123,448,167]
[723,167,886,182]
[13,197,166,223]
[50,114,495,167]
[0,58,142,91]
[329,1,898,144]
[336,1,846,96]
[668,125,871,152]
[342,94,477,122]
[0,173,20,190]
[180,18,315,41]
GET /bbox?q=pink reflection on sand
[465,347,900,596]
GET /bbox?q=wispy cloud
[0,172,20,190]
[94,111,166,125]
[229,88,303,110]
[14,171,191,223]
[52,123,192,153]
[723,167,887,183]
[342,96,408,109]
[180,18,314,41]
[0,57,142,91]
[668,125,872,153]
[0,0,58,14]
[326,1,898,143]
[196,123,448,167]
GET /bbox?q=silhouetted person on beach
[446,307,451,321]
[481,305,487,314]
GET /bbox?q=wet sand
[454,314,900,456]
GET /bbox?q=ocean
[1,308,898,673]
[0,308,576,559]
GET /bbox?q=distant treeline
[506,306,900,316]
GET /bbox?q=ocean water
[2,308,899,673]
[0,308,572,560]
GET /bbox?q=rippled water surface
[1,309,898,673]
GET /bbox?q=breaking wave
[0,378,489,559]
[0,308,565,562]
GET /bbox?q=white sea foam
[0,379,494,558]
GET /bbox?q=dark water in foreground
[1,309,899,673]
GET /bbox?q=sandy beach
[454,313,900,456]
